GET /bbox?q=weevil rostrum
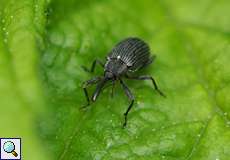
[81,37,165,127]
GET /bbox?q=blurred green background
[0,0,230,159]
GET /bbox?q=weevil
[82,37,165,127]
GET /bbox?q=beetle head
[104,71,115,80]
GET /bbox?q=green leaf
[0,0,50,159]
[1,0,230,160]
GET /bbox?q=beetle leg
[81,59,104,73]
[125,75,166,97]
[120,79,135,127]
[81,76,102,109]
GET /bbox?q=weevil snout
[104,71,115,80]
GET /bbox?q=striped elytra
[108,37,151,71]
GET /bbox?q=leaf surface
[1,0,230,160]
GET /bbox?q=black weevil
[82,37,165,127]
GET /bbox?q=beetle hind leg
[125,75,166,97]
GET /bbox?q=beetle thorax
[104,58,128,78]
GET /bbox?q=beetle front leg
[120,79,135,128]
[125,75,166,97]
[81,59,104,73]
[81,76,102,109]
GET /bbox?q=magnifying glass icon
[3,141,18,157]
